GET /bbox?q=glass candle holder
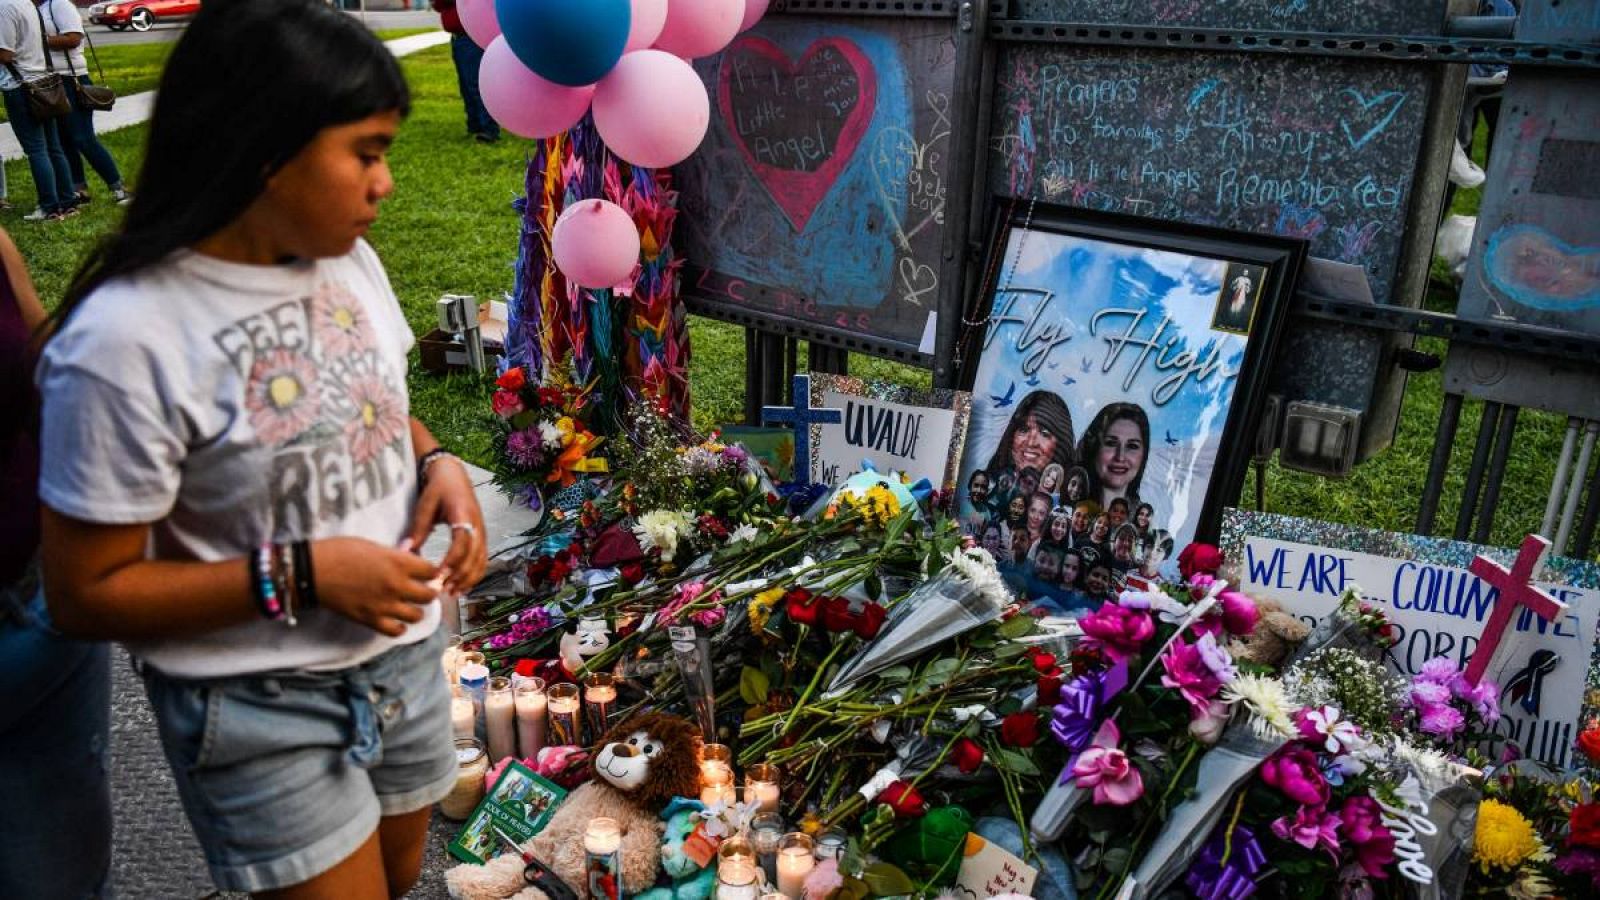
[699,743,735,806]
[751,812,784,885]
[547,682,581,746]
[439,737,487,820]
[485,676,516,763]
[583,816,623,900]
[813,829,847,861]
[583,672,618,740]
[441,634,464,684]
[717,857,761,900]
[449,685,476,740]
[775,833,815,899]
[458,650,487,672]
[513,677,547,759]
[746,763,781,814]
[719,834,756,869]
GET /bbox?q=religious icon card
[954,201,1304,613]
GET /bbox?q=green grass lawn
[7,44,1583,556]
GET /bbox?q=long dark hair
[52,0,410,333]
[985,390,1076,474]
[1077,402,1151,507]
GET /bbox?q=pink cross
[1464,534,1568,686]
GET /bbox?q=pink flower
[1339,796,1396,878]
[1217,590,1260,636]
[1193,632,1239,683]
[1409,681,1451,707]
[1295,706,1361,755]
[1271,804,1342,857]
[657,581,709,625]
[1459,679,1501,723]
[1189,697,1229,745]
[691,606,726,629]
[1416,656,1460,684]
[343,372,407,465]
[492,389,524,418]
[1070,720,1144,806]
[1418,703,1465,739]
[1187,573,1216,600]
[1079,601,1155,662]
[1261,746,1331,807]
[1161,639,1223,716]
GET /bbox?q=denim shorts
[142,627,454,893]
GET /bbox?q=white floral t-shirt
[37,240,437,678]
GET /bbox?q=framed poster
[807,374,971,492]
[955,202,1303,613]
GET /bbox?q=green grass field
[7,42,1583,556]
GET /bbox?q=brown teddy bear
[446,710,702,900]
[1229,595,1312,668]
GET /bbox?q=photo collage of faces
[957,392,1176,616]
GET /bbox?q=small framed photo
[955,201,1304,611]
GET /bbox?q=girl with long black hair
[36,2,487,895]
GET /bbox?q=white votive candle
[747,763,781,814]
[450,686,476,740]
[717,859,761,900]
[514,678,547,758]
[485,676,516,763]
[776,834,815,899]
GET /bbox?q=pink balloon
[739,0,769,32]
[625,0,667,52]
[593,50,710,168]
[653,0,742,59]
[551,199,641,288]
[481,37,595,139]
[458,0,500,49]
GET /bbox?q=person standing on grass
[430,0,499,143]
[36,1,488,897]
[0,221,113,900]
[37,0,131,206]
[0,0,76,221]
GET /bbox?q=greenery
[6,45,1582,555]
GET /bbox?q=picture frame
[806,373,972,492]
[954,200,1304,612]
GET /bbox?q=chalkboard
[1009,0,1446,35]
[675,14,960,355]
[990,47,1432,307]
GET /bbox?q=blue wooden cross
[761,374,843,483]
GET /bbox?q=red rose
[618,562,645,586]
[1000,712,1041,747]
[1038,672,1063,706]
[855,602,887,640]
[1572,804,1600,850]
[786,590,821,626]
[1030,650,1058,673]
[495,367,526,391]
[1178,543,1225,581]
[1578,724,1600,766]
[820,597,856,633]
[951,737,985,774]
[879,780,928,818]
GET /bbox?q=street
[86,8,441,45]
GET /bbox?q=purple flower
[1418,703,1466,739]
[1459,679,1501,723]
[1554,847,1600,892]
[507,427,545,467]
[1194,632,1239,683]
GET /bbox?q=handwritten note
[955,833,1037,899]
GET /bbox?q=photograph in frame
[955,202,1304,615]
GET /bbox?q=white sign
[1225,511,1600,768]
[808,375,970,492]
[955,832,1037,899]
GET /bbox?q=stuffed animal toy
[446,710,702,900]
[1229,596,1311,667]
[635,799,717,900]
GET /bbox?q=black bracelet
[416,447,454,488]
[292,540,318,610]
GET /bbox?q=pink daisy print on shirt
[246,347,321,446]
[311,281,375,359]
[344,372,407,465]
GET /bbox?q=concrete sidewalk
[0,30,450,162]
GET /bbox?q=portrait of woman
[1062,466,1090,506]
[984,391,1076,476]
[1134,502,1154,536]
[1077,402,1151,512]
[1039,463,1065,499]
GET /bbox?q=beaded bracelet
[276,543,299,628]
[416,448,458,489]
[251,543,284,621]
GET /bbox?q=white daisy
[1222,673,1299,739]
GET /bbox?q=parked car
[88,0,201,32]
